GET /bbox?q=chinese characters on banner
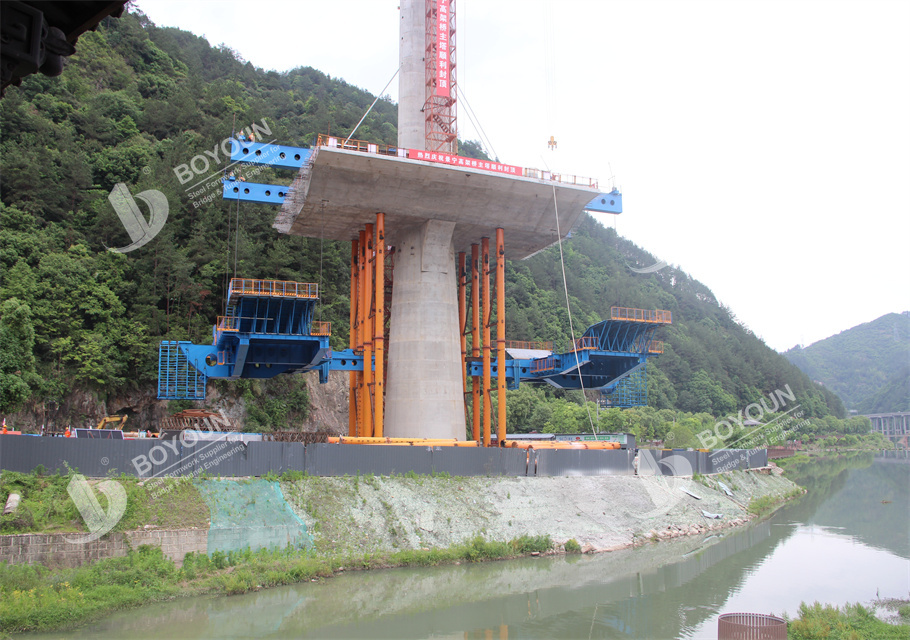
[407,149,524,176]
[436,0,450,97]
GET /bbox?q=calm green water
[22,452,910,640]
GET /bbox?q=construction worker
[247,131,255,143]
[64,427,71,438]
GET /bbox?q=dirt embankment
[280,468,799,555]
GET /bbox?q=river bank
[0,468,800,635]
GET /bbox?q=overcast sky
[137,0,910,352]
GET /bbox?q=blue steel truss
[581,317,665,353]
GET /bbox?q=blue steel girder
[583,188,622,214]
[223,180,288,205]
[536,351,648,390]
[467,350,651,391]
[161,340,363,390]
[465,358,525,390]
[230,142,313,170]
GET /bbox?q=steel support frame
[471,243,481,442]
[482,237,491,446]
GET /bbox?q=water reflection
[20,455,909,640]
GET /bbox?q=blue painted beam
[230,142,312,170]
[584,189,622,214]
[222,180,289,205]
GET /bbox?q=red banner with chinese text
[408,149,523,176]
[436,0,450,97]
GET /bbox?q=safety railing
[315,133,598,189]
[316,134,406,158]
[610,306,673,324]
[573,336,599,350]
[228,278,318,299]
[216,316,239,332]
[522,168,598,190]
[531,357,558,373]
[504,340,554,351]
[647,340,664,354]
[310,321,332,336]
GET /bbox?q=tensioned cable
[551,184,599,437]
[456,84,499,161]
[456,90,488,157]
[344,65,400,146]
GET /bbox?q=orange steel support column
[373,214,385,438]
[495,228,507,444]
[356,229,367,436]
[470,243,481,443]
[349,240,359,436]
[457,251,467,419]
[481,237,492,447]
[361,224,374,437]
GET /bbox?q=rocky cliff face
[4,372,349,434]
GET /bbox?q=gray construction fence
[0,435,766,478]
[639,448,768,476]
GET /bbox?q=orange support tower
[373,213,385,437]
[471,243,481,442]
[482,237,492,446]
[458,251,468,424]
[495,228,506,445]
[361,224,374,437]
[349,240,359,436]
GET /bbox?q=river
[21,452,909,639]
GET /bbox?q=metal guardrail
[310,321,331,336]
[573,336,598,350]
[315,133,598,189]
[216,316,239,332]
[228,278,318,299]
[647,340,664,354]
[610,306,673,324]
[504,340,554,351]
[316,134,405,157]
[531,357,558,373]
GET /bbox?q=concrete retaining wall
[0,529,207,568]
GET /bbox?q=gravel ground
[280,468,800,556]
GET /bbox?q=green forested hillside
[784,312,910,412]
[1,9,852,441]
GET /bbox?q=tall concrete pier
[275,0,603,441]
[384,0,464,439]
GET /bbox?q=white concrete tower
[385,0,466,439]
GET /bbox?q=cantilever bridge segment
[158,0,645,446]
